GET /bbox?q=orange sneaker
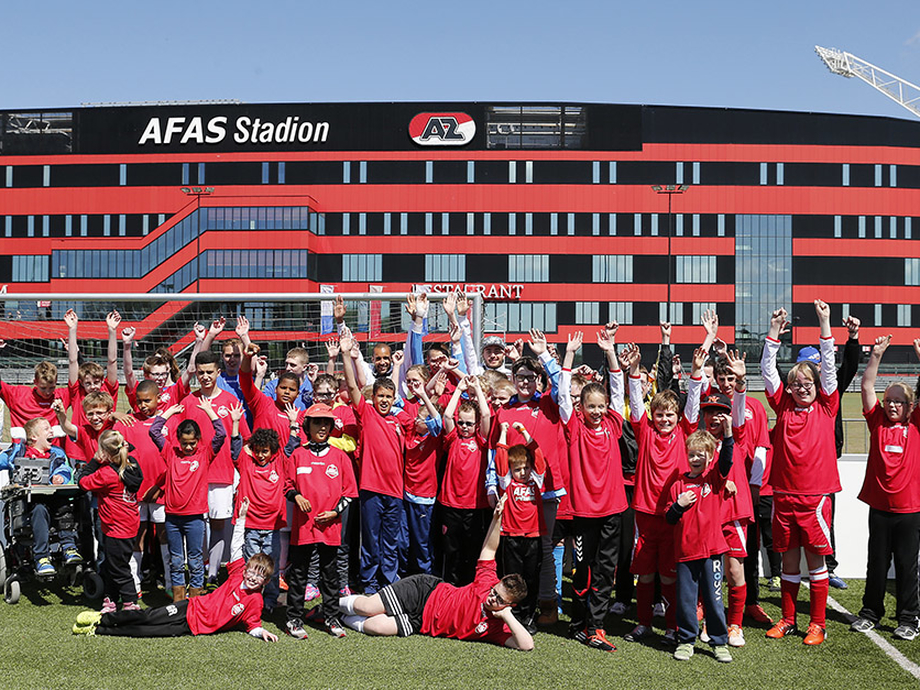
[586,629,617,652]
[766,620,797,639]
[745,604,774,625]
[803,623,826,645]
[279,574,289,592]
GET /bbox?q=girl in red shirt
[77,429,143,614]
[852,335,920,640]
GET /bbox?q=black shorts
[379,574,442,637]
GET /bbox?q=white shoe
[728,624,745,647]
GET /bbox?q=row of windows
[150,250,313,293]
[3,160,917,188]
[3,213,169,238]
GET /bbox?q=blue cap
[796,346,821,364]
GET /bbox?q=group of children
[1,294,915,656]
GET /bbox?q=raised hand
[701,309,718,338]
[235,315,250,338]
[106,310,121,331]
[391,349,404,369]
[660,321,671,344]
[284,402,299,425]
[814,299,830,324]
[725,349,747,380]
[618,343,641,372]
[844,315,860,339]
[325,336,341,359]
[528,328,547,357]
[873,334,892,358]
[228,402,245,423]
[121,326,136,346]
[193,322,207,341]
[404,293,417,318]
[456,292,470,317]
[209,316,227,338]
[254,355,268,378]
[416,293,429,318]
[245,343,261,357]
[506,339,524,362]
[448,321,462,344]
[305,363,319,382]
[691,346,708,374]
[334,295,346,322]
[566,331,583,353]
[769,308,790,339]
[63,308,78,329]
[443,291,457,319]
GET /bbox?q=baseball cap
[482,335,505,352]
[699,391,731,412]
[796,346,821,364]
[303,403,336,420]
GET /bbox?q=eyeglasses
[883,398,907,407]
[244,568,268,583]
[456,420,476,427]
[313,391,335,399]
[790,381,814,391]
[515,374,537,383]
[490,587,508,606]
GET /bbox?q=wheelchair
[0,458,103,604]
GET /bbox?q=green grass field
[1,578,918,690]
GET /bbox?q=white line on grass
[824,591,920,681]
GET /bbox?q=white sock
[129,551,143,592]
[159,543,172,590]
[339,594,359,614]
[208,539,225,579]
[342,614,366,632]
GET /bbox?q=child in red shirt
[0,360,69,439]
[560,327,627,652]
[495,421,545,633]
[283,404,357,640]
[666,420,735,663]
[440,375,492,586]
[622,341,706,644]
[77,429,143,614]
[761,300,838,645]
[852,335,920,640]
[73,498,278,642]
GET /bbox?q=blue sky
[7,0,920,120]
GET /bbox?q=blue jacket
[0,443,74,484]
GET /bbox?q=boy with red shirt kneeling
[72,498,278,642]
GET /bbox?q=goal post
[0,291,486,386]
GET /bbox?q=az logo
[409,113,476,146]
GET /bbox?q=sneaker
[35,557,56,576]
[205,576,220,592]
[699,623,710,644]
[72,623,96,635]
[586,629,617,652]
[713,644,733,663]
[304,584,321,602]
[727,624,745,647]
[326,617,347,638]
[286,618,308,639]
[100,598,117,614]
[64,548,84,566]
[662,629,679,646]
[338,586,353,597]
[803,623,826,645]
[569,627,588,643]
[121,601,141,612]
[768,576,781,592]
[827,572,847,590]
[609,601,627,616]
[653,602,666,618]
[745,604,773,625]
[76,610,103,627]
[893,625,919,641]
[624,624,652,642]
[673,643,694,661]
[279,574,289,591]
[696,602,704,622]
[850,617,876,633]
[766,620,797,639]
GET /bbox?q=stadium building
[1,101,919,361]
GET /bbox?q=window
[593,255,632,283]
[425,254,466,282]
[12,255,49,282]
[575,302,599,325]
[660,302,683,325]
[692,302,717,324]
[508,255,549,282]
[842,163,850,187]
[875,304,883,326]
[342,254,382,281]
[906,258,920,286]
[898,305,911,328]
[675,255,717,283]
[485,302,557,332]
[609,302,633,325]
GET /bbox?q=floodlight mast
[815,45,920,119]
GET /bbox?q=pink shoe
[100,597,116,614]
[304,584,321,602]
[338,586,353,597]
[121,601,141,612]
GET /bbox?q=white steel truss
[815,45,920,119]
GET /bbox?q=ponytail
[98,429,131,479]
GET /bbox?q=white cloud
[906,29,920,46]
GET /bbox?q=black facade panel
[792,215,835,238]
[52,163,120,187]
[849,164,875,187]
[11,165,43,188]
[0,255,11,282]
[466,254,509,282]
[314,254,341,282]
[128,163,183,186]
[704,162,760,186]
[434,160,467,184]
[534,161,593,184]
[617,161,676,186]
[556,302,575,325]
[549,255,592,283]
[633,302,659,325]
[382,254,423,282]
[367,161,425,184]
[793,257,903,285]
[783,163,840,187]
[716,256,734,284]
[205,162,263,186]
[284,161,342,185]
[897,165,920,189]
[476,161,509,183]
[634,255,668,281]
[406,213,427,235]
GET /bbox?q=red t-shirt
[632,414,694,516]
[284,446,356,546]
[717,430,754,524]
[78,463,140,539]
[668,463,729,562]
[233,447,287,531]
[859,402,920,513]
[68,378,119,427]
[157,424,220,515]
[767,385,841,495]
[420,560,512,646]
[240,372,304,447]
[353,395,412,499]
[119,416,168,503]
[73,420,115,465]
[0,381,69,428]
[495,443,545,537]
[491,394,567,496]
[741,396,772,495]
[564,410,627,518]
[180,389,249,486]
[439,429,490,510]
[126,380,189,414]
[187,558,262,635]
[404,428,441,499]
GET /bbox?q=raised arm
[467,375,491,438]
[235,315,253,349]
[441,377,468,436]
[200,316,226,353]
[338,329,364,407]
[455,292,482,376]
[725,349,748,428]
[478,494,506,561]
[700,309,719,354]
[559,331,583,424]
[597,322,624,417]
[862,335,889,413]
[760,307,789,396]
[51,398,78,440]
[105,311,120,388]
[815,299,837,396]
[65,309,80,386]
[620,343,645,423]
[837,315,861,392]
[122,326,138,391]
[685,347,707,425]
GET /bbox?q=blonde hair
[786,361,817,388]
[98,429,131,479]
[686,429,717,458]
[649,389,680,414]
[34,361,58,385]
[885,381,916,408]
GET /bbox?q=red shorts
[771,493,833,555]
[722,520,748,558]
[631,511,676,576]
